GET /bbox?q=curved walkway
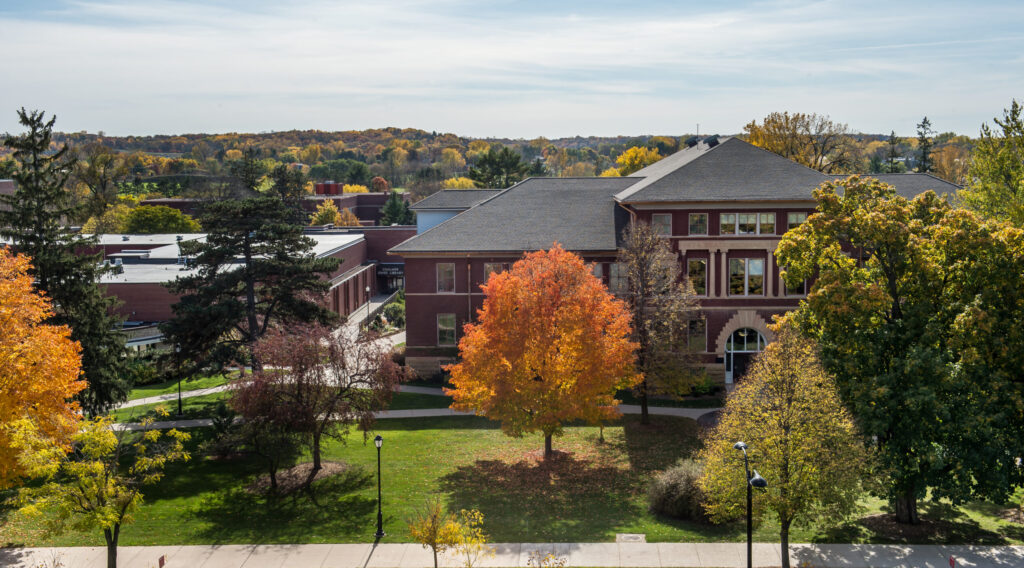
[2,542,1022,568]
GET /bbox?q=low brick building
[391,137,959,381]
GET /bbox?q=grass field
[127,374,233,401]
[3,415,1022,548]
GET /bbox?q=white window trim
[687,258,708,297]
[787,212,808,231]
[651,213,673,237]
[688,213,709,236]
[720,212,778,236]
[437,313,457,346]
[436,262,456,293]
[728,258,766,296]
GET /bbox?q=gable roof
[410,189,502,210]
[391,177,638,254]
[616,137,829,203]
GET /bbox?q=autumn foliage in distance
[445,245,640,459]
[0,249,85,489]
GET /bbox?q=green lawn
[128,374,233,401]
[3,415,1022,547]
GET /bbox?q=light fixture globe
[374,435,383,449]
[750,469,768,488]
[733,441,747,451]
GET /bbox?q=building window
[687,318,707,352]
[436,263,455,293]
[592,262,604,280]
[737,213,757,235]
[687,258,707,296]
[729,258,765,296]
[787,212,808,230]
[651,214,672,236]
[785,278,806,296]
[759,213,775,235]
[720,213,736,235]
[689,213,708,235]
[484,262,510,281]
[609,262,628,293]
[437,313,456,346]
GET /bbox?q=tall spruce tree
[161,196,340,374]
[916,116,934,172]
[0,109,129,415]
[378,191,415,225]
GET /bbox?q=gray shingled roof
[616,137,829,202]
[391,178,638,253]
[828,173,960,199]
[410,189,502,210]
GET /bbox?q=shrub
[648,458,709,521]
[689,374,721,396]
[383,301,406,328]
[391,344,406,366]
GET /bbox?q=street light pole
[374,435,385,539]
[175,345,183,417]
[734,441,767,568]
[365,285,371,325]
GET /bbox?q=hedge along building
[390,137,959,382]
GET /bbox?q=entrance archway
[725,327,766,383]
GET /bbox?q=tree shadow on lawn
[190,466,377,543]
[813,500,1014,544]
[613,415,703,474]
[140,431,267,504]
[439,452,642,542]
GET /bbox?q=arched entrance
[725,327,766,383]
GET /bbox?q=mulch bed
[245,461,348,495]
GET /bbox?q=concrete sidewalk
[3,542,1023,568]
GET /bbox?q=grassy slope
[128,374,233,401]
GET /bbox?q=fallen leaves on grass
[245,461,349,495]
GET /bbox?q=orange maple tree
[446,245,640,459]
[0,249,85,489]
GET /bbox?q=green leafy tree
[122,205,201,234]
[618,221,702,423]
[700,321,868,568]
[228,147,267,193]
[72,142,128,221]
[958,99,1024,226]
[916,116,934,172]
[379,191,415,225]
[161,196,340,373]
[82,203,133,234]
[16,415,190,568]
[467,147,529,188]
[0,109,129,415]
[776,175,1024,524]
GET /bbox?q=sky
[1,0,1023,138]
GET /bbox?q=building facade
[391,137,959,381]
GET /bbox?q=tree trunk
[780,518,791,568]
[103,525,120,568]
[639,379,650,425]
[306,428,323,486]
[269,464,278,491]
[432,547,438,568]
[544,433,553,460]
[895,490,919,524]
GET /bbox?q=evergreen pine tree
[379,191,415,225]
[161,196,340,373]
[0,109,129,415]
[916,116,934,173]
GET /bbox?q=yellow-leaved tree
[310,199,343,226]
[613,146,663,176]
[446,245,640,459]
[338,207,362,226]
[0,250,85,489]
[699,321,868,568]
[442,177,477,189]
[343,184,370,193]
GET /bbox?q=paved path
[2,542,1022,568]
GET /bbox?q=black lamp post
[734,441,767,568]
[374,434,385,539]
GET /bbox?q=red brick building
[391,137,959,381]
